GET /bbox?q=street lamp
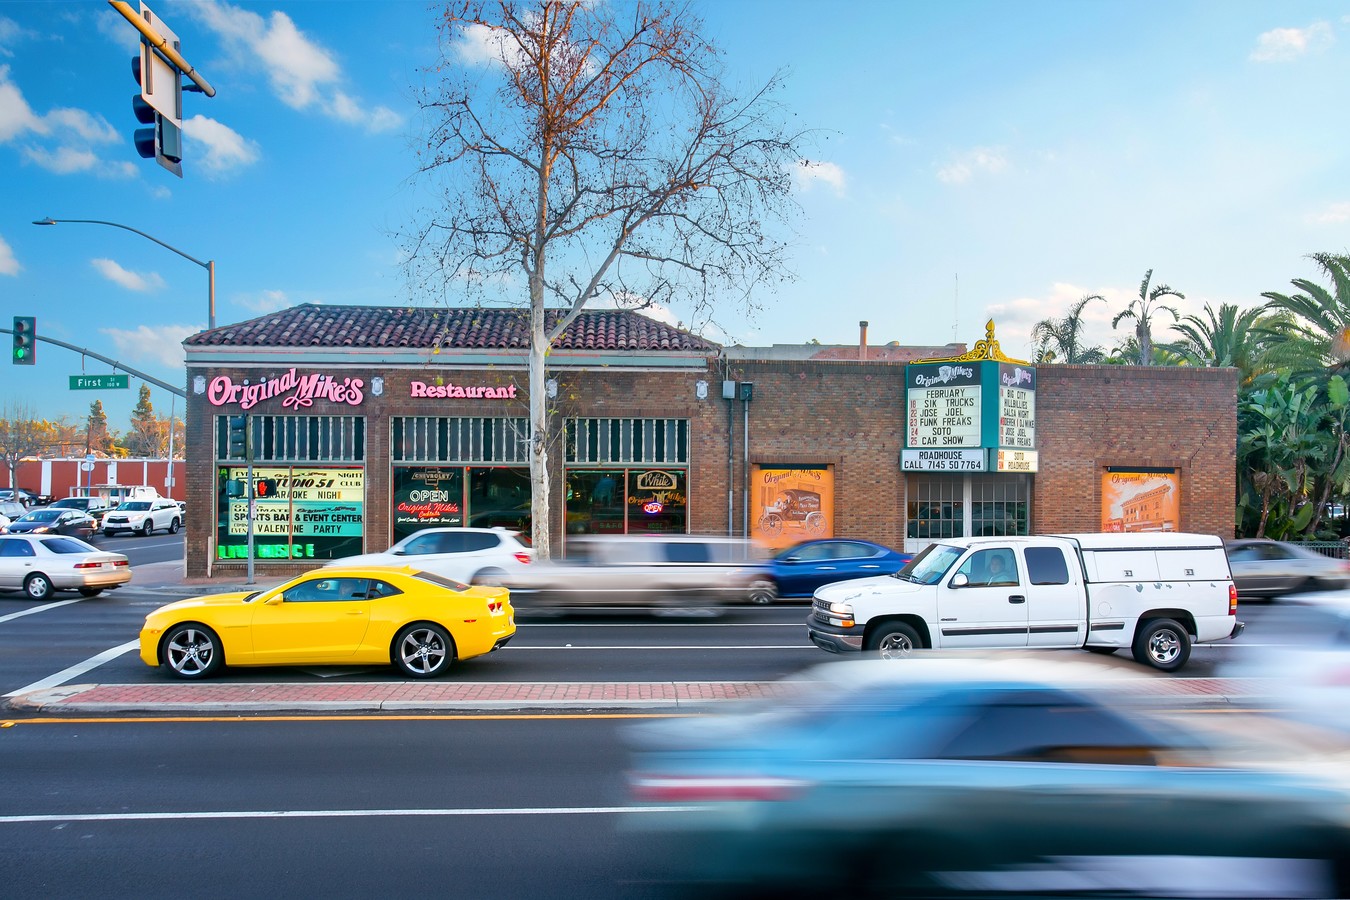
[32,217,215,330]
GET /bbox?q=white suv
[102,498,182,537]
[329,527,533,584]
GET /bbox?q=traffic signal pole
[0,324,185,396]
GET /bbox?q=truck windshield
[898,543,964,585]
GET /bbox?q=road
[0,715,683,899]
[0,528,1337,696]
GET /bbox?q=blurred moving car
[624,657,1350,897]
[102,498,183,536]
[759,538,912,603]
[46,496,115,529]
[1,508,96,538]
[139,565,515,679]
[501,535,771,608]
[1225,538,1350,598]
[0,534,131,599]
[328,527,533,584]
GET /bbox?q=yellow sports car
[139,566,515,679]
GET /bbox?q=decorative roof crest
[915,319,1028,365]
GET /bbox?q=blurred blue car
[623,657,1350,897]
[754,538,912,603]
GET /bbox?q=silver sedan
[0,534,132,600]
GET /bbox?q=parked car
[102,498,183,536]
[0,534,131,599]
[0,488,38,507]
[500,534,772,609]
[328,527,534,584]
[138,565,515,679]
[623,657,1350,897]
[758,538,912,603]
[0,500,28,529]
[1,508,96,539]
[47,496,115,529]
[1225,538,1350,598]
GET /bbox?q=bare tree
[0,402,56,494]
[406,0,807,557]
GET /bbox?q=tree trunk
[528,300,551,561]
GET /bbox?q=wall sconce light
[695,380,708,400]
[546,378,558,399]
[192,375,206,395]
[371,377,384,397]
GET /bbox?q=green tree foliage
[1260,252,1350,375]
[1031,294,1106,364]
[125,385,161,458]
[0,402,59,493]
[1111,269,1183,366]
[1168,302,1281,384]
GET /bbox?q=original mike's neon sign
[207,370,365,409]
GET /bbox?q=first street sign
[70,374,130,390]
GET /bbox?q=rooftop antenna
[953,273,959,341]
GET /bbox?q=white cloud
[102,324,195,368]
[2,65,136,177]
[0,233,19,276]
[936,147,1008,185]
[1308,201,1350,225]
[238,289,291,313]
[0,65,43,141]
[1250,22,1334,62]
[183,115,261,176]
[186,1,402,132]
[794,160,846,195]
[455,22,513,66]
[0,16,33,58]
[91,258,166,292]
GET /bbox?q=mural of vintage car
[758,488,827,538]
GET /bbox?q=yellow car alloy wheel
[393,621,454,678]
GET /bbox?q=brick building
[182,305,1237,579]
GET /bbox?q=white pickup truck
[806,533,1244,671]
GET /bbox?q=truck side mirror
[950,573,969,588]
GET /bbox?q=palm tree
[1030,294,1106,364]
[1169,301,1279,383]
[1112,269,1184,366]
[1260,252,1350,374]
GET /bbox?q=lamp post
[32,217,215,330]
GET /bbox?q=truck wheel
[1132,618,1191,672]
[867,622,923,660]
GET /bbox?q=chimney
[859,320,869,361]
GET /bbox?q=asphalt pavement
[2,559,1284,717]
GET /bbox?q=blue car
[623,657,1350,897]
[756,539,912,603]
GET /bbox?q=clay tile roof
[184,304,719,352]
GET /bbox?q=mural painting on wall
[1101,469,1180,533]
[751,465,834,550]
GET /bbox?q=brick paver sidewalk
[5,677,1276,714]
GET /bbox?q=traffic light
[12,316,35,365]
[227,415,249,459]
[132,52,182,178]
[254,478,279,498]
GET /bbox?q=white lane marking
[0,598,85,624]
[0,806,697,824]
[508,645,809,650]
[516,622,806,627]
[3,640,139,698]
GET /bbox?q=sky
[2,0,1348,432]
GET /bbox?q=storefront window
[467,467,531,531]
[392,467,464,541]
[216,466,364,561]
[567,470,627,535]
[564,468,688,537]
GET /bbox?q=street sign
[137,2,182,126]
[69,374,130,390]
